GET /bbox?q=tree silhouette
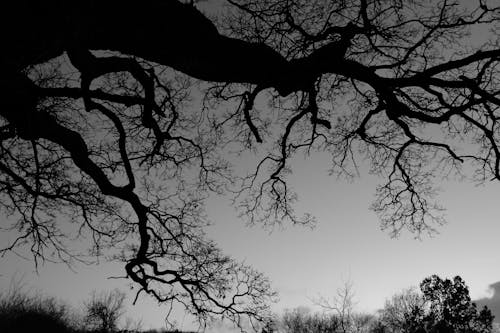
[84,289,126,333]
[1,0,500,327]
[378,288,427,333]
[420,275,494,333]
[377,276,494,333]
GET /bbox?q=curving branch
[1,0,500,329]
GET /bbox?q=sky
[1,151,500,332]
[1,1,500,332]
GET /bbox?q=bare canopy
[0,0,499,328]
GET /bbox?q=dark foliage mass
[1,0,500,328]
[419,275,494,333]
[0,286,77,333]
[376,275,494,333]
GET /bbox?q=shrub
[0,282,77,333]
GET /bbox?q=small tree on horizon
[378,287,427,333]
[84,289,126,333]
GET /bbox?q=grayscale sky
[1,151,500,332]
[1,1,500,333]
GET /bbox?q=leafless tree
[377,287,427,333]
[317,279,355,332]
[1,0,500,328]
[84,289,126,333]
[314,279,374,333]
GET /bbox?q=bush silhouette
[0,284,77,333]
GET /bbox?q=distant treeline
[263,275,497,333]
[1,275,497,333]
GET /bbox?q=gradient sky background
[1,1,500,332]
[1,151,500,332]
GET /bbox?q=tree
[377,275,494,333]
[377,288,428,333]
[420,275,494,333]
[315,279,357,333]
[84,289,126,333]
[315,280,375,333]
[1,0,500,327]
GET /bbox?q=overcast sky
[1,1,500,333]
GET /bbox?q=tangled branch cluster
[0,0,499,328]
